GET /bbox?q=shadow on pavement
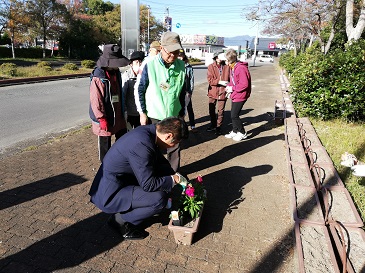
[0,213,122,272]
[0,173,88,210]
[180,133,283,177]
[196,165,273,236]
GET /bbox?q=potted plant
[168,175,207,245]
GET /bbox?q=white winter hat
[218,53,227,61]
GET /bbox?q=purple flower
[185,186,195,197]
[196,175,203,183]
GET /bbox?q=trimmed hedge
[280,40,365,122]
[81,59,96,69]
[0,62,17,76]
[0,47,55,58]
[63,63,78,70]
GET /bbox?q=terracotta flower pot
[167,205,204,245]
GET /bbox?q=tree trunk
[324,27,335,55]
[11,30,15,59]
[51,40,54,57]
[346,0,365,41]
[43,33,46,58]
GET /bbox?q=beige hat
[160,32,183,52]
[150,41,161,50]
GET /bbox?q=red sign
[268,42,276,49]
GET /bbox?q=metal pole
[253,1,260,67]
[121,0,139,57]
[253,23,258,66]
[147,5,150,48]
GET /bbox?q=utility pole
[164,7,171,31]
[147,5,150,49]
[253,1,261,67]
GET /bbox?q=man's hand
[139,113,148,125]
[99,118,108,131]
[225,86,233,93]
[174,173,188,188]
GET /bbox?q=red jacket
[227,62,251,102]
[207,62,230,100]
[89,68,126,136]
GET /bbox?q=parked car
[258,54,274,63]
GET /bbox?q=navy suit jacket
[89,124,175,213]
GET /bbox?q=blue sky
[111,0,260,38]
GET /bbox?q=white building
[180,34,225,61]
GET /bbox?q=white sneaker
[225,131,237,138]
[232,132,247,141]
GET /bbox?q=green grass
[311,118,365,224]
[13,66,91,78]
[0,58,92,79]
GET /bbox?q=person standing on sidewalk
[122,51,145,129]
[89,44,129,161]
[206,52,230,135]
[178,50,197,132]
[88,117,189,240]
[224,48,252,141]
[135,32,186,172]
[134,41,161,117]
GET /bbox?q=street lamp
[147,5,150,49]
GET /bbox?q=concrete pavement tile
[133,256,167,272]
[185,256,220,272]
[155,248,188,267]
[0,63,298,272]
[79,255,116,273]
[110,263,142,273]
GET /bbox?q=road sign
[269,42,276,49]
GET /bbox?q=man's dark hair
[157,117,189,141]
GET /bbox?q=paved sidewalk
[0,63,297,272]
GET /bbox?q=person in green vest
[135,32,186,172]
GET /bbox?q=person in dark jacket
[206,52,230,135]
[88,117,189,240]
[122,51,145,129]
[89,44,129,161]
[178,50,196,132]
[224,48,252,141]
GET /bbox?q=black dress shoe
[206,126,216,132]
[107,215,126,235]
[215,127,221,135]
[122,222,149,240]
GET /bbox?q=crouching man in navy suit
[89,117,189,240]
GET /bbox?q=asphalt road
[0,77,91,156]
[0,65,209,157]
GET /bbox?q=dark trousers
[186,98,195,127]
[150,118,181,172]
[208,97,227,128]
[127,115,141,129]
[98,129,126,162]
[231,100,247,133]
[120,186,168,225]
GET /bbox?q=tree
[92,4,121,44]
[0,0,30,58]
[139,4,164,49]
[246,0,347,54]
[346,0,365,41]
[26,0,68,58]
[84,0,114,15]
[59,14,100,59]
